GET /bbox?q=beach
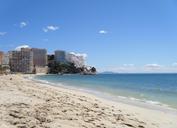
[0,74,177,128]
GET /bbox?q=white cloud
[144,64,162,70]
[15,45,30,51]
[99,63,176,73]
[47,26,59,31]
[0,32,7,36]
[20,22,27,28]
[99,61,177,73]
[69,52,87,59]
[99,30,107,34]
[43,25,59,32]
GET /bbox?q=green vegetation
[47,55,96,75]
[0,65,10,74]
[48,62,80,74]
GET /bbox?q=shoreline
[31,74,177,115]
[0,74,177,128]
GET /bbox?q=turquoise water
[35,74,177,109]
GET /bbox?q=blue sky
[0,0,177,73]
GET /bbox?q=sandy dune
[0,74,177,128]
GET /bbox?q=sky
[0,0,177,73]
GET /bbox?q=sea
[34,74,177,112]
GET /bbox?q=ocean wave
[129,97,170,108]
[115,95,171,108]
[37,79,50,84]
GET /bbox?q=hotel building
[32,48,47,67]
[54,50,66,63]
[9,48,48,73]
[31,48,48,73]
[2,53,10,66]
[10,48,34,73]
[0,51,3,65]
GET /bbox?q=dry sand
[0,74,177,128]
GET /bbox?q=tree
[90,67,96,73]
[0,65,2,74]
[47,60,97,75]
[0,65,10,74]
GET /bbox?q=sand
[0,74,177,128]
